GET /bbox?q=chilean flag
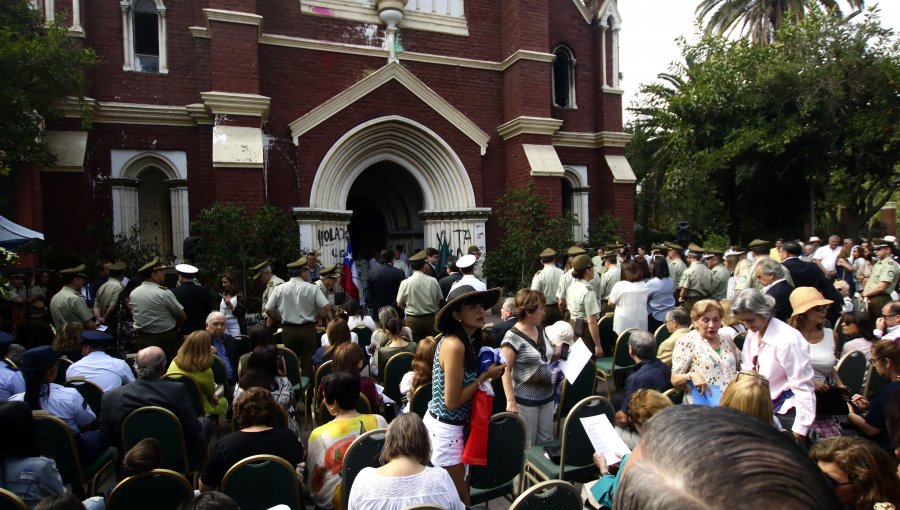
[341,242,361,305]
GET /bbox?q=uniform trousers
[136,328,181,364]
[541,303,562,328]
[405,314,436,342]
[282,322,317,379]
[868,293,891,323]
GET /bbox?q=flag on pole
[438,239,451,272]
[341,242,361,305]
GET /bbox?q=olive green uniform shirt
[315,279,344,307]
[265,277,328,324]
[261,275,285,316]
[396,271,441,316]
[709,264,730,301]
[531,264,564,305]
[669,258,687,289]
[49,286,93,327]
[679,261,713,298]
[865,257,900,296]
[94,277,124,317]
[129,281,184,333]
[598,266,621,301]
[565,279,601,320]
[734,258,753,291]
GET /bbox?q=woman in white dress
[608,260,650,335]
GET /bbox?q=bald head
[135,346,166,379]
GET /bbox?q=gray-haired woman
[732,289,816,443]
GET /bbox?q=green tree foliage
[112,225,171,275]
[0,0,95,175]
[587,212,622,249]
[483,182,575,294]
[190,204,300,292]
[629,6,898,241]
[697,0,863,44]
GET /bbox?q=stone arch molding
[297,116,490,267]
[109,149,189,260]
[309,115,476,211]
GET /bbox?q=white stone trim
[310,115,477,211]
[203,8,263,37]
[551,45,577,109]
[188,26,210,38]
[569,0,593,24]
[598,0,622,88]
[605,154,636,184]
[289,62,489,154]
[257,33,554,71]
[301,0,469,36]
[522,144,565,177]
[110,149,189,260]
[69,0,83,35]
[200,91,271,120]
[552,131,632,148]
[497,116,563,140]
[211,126,264,169]
[40,131,88,172]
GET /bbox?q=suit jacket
[439,273,463,300]
[99,378,206,470]
[765,280,795,323]
[782,257,843,323]
[490,317,517,345]
[172,283,212,335]
[210,333,238,383]
[367,264,405,313]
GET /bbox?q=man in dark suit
[439,258,462,304]
[367,249,406,319]
[99,346,212,471]
[780,241,842,324]
[490,297,517,345]
[171,264,212,336]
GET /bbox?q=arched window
[121,0,168,73]
[552,46,576,108]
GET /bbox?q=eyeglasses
[884,314,899,319]
[823,472,853,489]
[812,305,828,312]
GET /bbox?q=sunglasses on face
[823,472,852,489]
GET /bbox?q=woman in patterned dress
[670,299,741,403]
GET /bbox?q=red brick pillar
[881,202,897,237]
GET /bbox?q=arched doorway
[347,161,424,259]
[137,167,173,255]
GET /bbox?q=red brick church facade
[22,0,635,266]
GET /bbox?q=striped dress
[428,336,478,422]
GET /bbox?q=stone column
[420,209,491,259]
[293,208,354,268]
[167,179,189,261]
[110,178,140,237]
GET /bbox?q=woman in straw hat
[788,287,846,441]
[425,285,505,506]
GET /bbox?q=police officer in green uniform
[49,264,97,330]
[397,250,442,341]
[598,253,620,315]
[129,257,186,361]
[666,242,687,300]
[678,244,713,311]
[863,238,900,322]
[251,260,284,319]
[93,261,127,329]
[557,246,589,317]
[316,265,344,306]
[265,256,329,378]
[565,255,603,357]
[531,248,563,326]
[706,249,730,302]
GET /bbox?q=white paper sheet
[375,383,396,405]
[562,339,591,384]
[580,414,631,465]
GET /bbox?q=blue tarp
[0,215,44,249]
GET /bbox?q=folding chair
[469,412,528,504]
[221,455,301,510]
[121,406,194,478]
[64,377,104,416]
[340,429,388,510]
[160,372,205,416]
[508,480,580,510]
[33,413,115,498]
[106,469,193,510]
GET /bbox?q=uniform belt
[429,410,467,426]
[282,322,314,327]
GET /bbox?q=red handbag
[461,389,493,466]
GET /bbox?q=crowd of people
[0,232,898,510]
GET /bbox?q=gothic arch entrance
[295,116,490,266]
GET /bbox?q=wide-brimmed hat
[434,285,502,332]
[789,287,833,317]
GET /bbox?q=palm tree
[696,0,863,43]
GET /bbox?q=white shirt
[348,466,465,510]
[608,280,649,335]
[11,383,95,432]
[813,245,842,272]
[66,351,135,392]
[449,274,487,293]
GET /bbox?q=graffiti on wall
[316,226,349,259]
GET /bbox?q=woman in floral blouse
[670,299,741,404]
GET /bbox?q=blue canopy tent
[0,215,44,249]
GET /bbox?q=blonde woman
[720,371,775,426]
[167,330,227,416]
[670,300,741,403]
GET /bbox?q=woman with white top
[219,273,243,337]
[343,299,377,331]
[608,260,650,335]
[788,287,845,441]
[733,288,816,443]
[348,413,464,510]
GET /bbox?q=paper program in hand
[580,414,631,465]
[562,339,592,384]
